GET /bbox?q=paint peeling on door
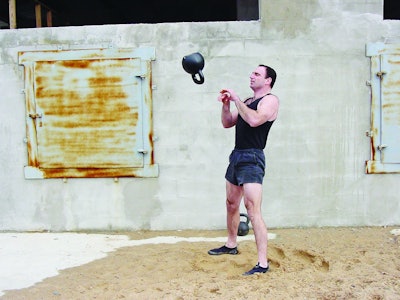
[19,47,158,179]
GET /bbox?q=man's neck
[253,88,272,99]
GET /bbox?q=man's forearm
[221,103,234,128]
[234,99,258,127]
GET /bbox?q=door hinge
[137,149,148,154]
[377,144,387,151]
[28,113,42,119]
[376,71,386,79]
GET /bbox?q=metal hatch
[19,47,158,178]
[366,43,400,174]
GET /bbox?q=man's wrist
[233,98,241,104]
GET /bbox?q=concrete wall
[0,0,399,231]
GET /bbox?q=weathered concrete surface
[0,0,399,231]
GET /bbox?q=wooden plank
[9,0,17,29]
[35,3,42,27]
[46,10,52,27]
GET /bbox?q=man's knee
[226,198,240,213]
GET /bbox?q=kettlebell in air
[238,213,250,236]
[182,52,205,84]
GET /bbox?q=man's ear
[265,77,272,86]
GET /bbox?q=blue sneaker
[243,263,269,275]
[208,245,238,255]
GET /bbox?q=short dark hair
[259,64,277,88]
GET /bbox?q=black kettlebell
[182,52,205,84]
[238,213,250,236]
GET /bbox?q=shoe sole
[243,266,269,276]
[208,250,238,255]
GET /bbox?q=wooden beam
[35,3,42,27]
[46,10,52,27]
[9,0,17,29]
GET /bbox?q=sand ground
[1,226,400,300]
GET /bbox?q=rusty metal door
[34,58,144,168]
[19,47,158,178]
[366,43,400,174]
[380,54,400,163]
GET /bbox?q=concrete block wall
[0,0,399,231]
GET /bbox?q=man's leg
[243,183,268,268]
[208,180,243,255]
[225,180,243,248]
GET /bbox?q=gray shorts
[225,149,266,186]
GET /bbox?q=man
[208,65,279,276]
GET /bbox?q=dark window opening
[1,0,259,29]
[384,0,400,20]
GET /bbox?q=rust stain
[366,161,374,174]
[61,60,91,69]
[88,75,122,85]
[388,57,400,64]
[370,127,378,161]
[41,168,144,178]
[148,132,154,165]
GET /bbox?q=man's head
[259,65,277,88]
[250,65,277,91]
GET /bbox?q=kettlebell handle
[240,213,249,225]
[192,70,204,84]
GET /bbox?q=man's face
[250,66,268,90]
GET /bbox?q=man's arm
[221,100,238,128]
[234,95,279,127]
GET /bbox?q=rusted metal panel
[19,47,156,63]
[34,58,143,168]
[19,47,158,178]
[24,65,39,167]
[381,54,400,162]
[24,165,159,179]
[365,43,400,174]
[365,161,400,174]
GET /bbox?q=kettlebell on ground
[238,213,250,236]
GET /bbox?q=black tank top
[234,95,274,150]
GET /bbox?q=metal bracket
[137,149,148,154]
[28,113,42,119]
[376,71,386,79]
[377,144,387,151]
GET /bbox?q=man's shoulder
[261,93,279,104]
[265,93,278,99]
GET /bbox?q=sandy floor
[1,227,400,300]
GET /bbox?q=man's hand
[218,89,231,104]
[219,89,241,104]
